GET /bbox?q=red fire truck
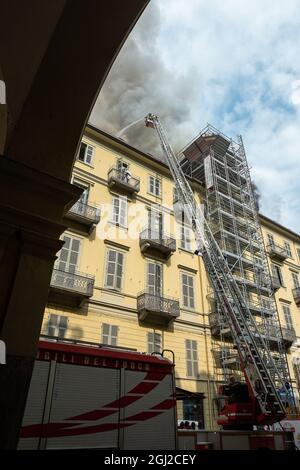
[18,339,177,450]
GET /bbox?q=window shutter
[115,252,124,290]
[155,178,160,196]
[112,197,119,224]
[58,316,67,338]
[149,176,154,194]
[48,314,58,336]
[182,273,195,308]
[119,197,127,226]
[102,323,110,344]
[283,305,293,329]
[147,262,162,296]
[86,145,94,164]
[102,323,118,345]
[111,325,118,346]
[106,250,116,288]
[56,235,80,273]
[291,272,299,288]
[148,333,161,353]
[147,262,156,295]
[105,250,124,291]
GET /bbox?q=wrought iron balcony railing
[50,268,94,297]
[137,291,180,325]
[281,327,297,345]
[267,243,289,261]
[107,167,140,194]
[68,200,100,226]
[139,227,176,258]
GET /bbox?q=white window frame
[186,339,198,378]
[77,141,95,165]
[147,332,162,354]
[181,272,195,309]
[102,323,118,346]
[148,175,161,197]
[111,196,127,227]
[104,248,124,291]
[47,314,68,338]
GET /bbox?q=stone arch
[0,0,149,448]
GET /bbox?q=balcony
[107,167,140,195]
[281,327,297,347]
[66,201,100,234]
[49,268,95,307]
[293,287,300,306]
[270,276,281,291]
[214,349,239,369]
[254,325,296,349]
[267,243,288,262]
[139,227,176,260]
[209,313,231,338]
[137,291,180,326]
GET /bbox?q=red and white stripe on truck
[18,340,177,450]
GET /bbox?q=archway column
[0,156,82,448]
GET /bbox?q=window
[105,249,124,290]
[282,304,293,330]
[71,179,90,216]
[182,398,204,428]
[271,264,284,286]
[291,272,300,289]
[297,248,300,262]
[102,323,118,346]
[111,196,127,227]
[180,226,192,251]
[117,159,129,172]
[267,234,275,246]
[55,235,80,273]
[47,314,68,338]
[148,209,163,236]
[182,273,195,309]
[149,175,161,197]
[147,332,162,353]
[186,339,198,377]
[283,241,292,257]
[78,142,94,165]
[147,261,162,296]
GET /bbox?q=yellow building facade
[40,124,300,429]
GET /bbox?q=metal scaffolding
[180,124,292,396]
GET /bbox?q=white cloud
[291,80,300,106]
[90,0,300,232]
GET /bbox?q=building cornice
[259,213,300,241]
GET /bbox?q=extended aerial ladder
[145,113,291,427]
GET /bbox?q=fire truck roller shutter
[18,361,51,450]
[122,369,176,450]
[45,363,120,449]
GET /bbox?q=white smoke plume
[89,1,200,159]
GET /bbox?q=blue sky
[91,0,300,233]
